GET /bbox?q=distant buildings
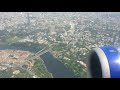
[0,50,30,65]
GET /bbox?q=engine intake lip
[101,46,120,78]
[87,47,110,78]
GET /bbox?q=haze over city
[0,12,119,78]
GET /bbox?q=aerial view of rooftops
[0,12,119,78]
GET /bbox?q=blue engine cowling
[87,46,120,78]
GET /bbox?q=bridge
[14,47,53,78]
[19,48,50,67]
[17,47,51,78]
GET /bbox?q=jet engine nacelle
[87,46,120,78]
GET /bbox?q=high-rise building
[68,22,75,35]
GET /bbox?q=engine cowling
[87,46,120,78]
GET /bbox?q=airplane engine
[87,46,120,78]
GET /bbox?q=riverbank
[0,42,76,78]
[40,52,76,78]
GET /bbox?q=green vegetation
[3,35,23,44]
[0,67,33,78]
[14,68,33,78]
[32,59,53,78]
[0,69,13,78]
[51,41,87,78]
[59,54,87,78]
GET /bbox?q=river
[0,42,76,78]
[40,52,76,78]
